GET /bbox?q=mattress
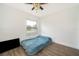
[21,35,52,55]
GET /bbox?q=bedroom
[0,3,79,56]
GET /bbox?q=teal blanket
[21,35,52,55]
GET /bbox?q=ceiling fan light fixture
[32,3,44,10]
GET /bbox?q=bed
[21,35,52,55]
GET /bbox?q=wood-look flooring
[0,43,79,56]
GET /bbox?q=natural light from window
[26,20,37,33]
[26,20,36,27]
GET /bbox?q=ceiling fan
[26,3,47,10]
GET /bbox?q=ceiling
[4,3,79,17]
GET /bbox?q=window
[26,20,38,33]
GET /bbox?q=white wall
[76,6,79,49]
[40,5,79,49]
[0,4,39,42]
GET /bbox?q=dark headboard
[0,38,20,53]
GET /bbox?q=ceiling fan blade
[32,7,35,10]
[40,6,43,10]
